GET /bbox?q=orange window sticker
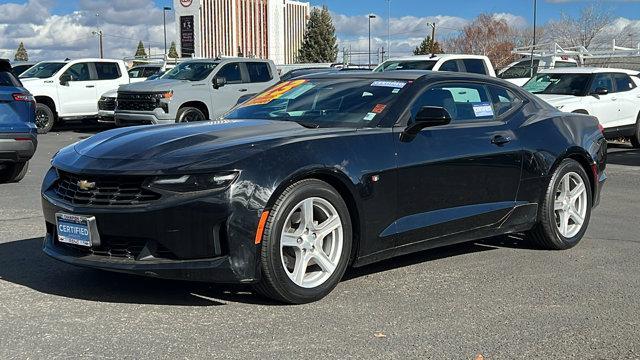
[244,79,307,106]
[372,104,387,113]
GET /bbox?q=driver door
[586,73,617,128]
[393,82,523,247]
[210,62,248,119]
[57,62,97,116]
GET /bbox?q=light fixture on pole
[163,6,172,56]
[368,14,376,69]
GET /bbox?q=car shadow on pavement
[50,119,115,135]
[0,235,537,306]
[0,237,280,307]
[607,147,640,167]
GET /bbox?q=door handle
[85,85,95,88]
[491,135,511,146]
[238,88,248,92]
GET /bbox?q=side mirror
[59,74,72,86]
[213,76,227,89]
[404,106,451,136]
[592,87,609,96]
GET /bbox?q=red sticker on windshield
[372,104,387,113]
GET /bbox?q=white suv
[20,59,130,133]
[373,54,496,77]
[524,67,640,147]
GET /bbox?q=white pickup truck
[373,54,496,77]
[19,58,130,133]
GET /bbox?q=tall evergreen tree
[14,42,28,62]
[297,6,338,63]
[135,41,147,57]
[168,41,179,58]
[413,36,442,55]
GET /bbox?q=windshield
[374,60,437,72]
[224,78,410,128]
[20,62,66,79]
[523,73,591,95]
[161,62,219,81]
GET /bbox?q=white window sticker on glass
[473,102,494,117]
[363,112,377,121]
[371,80,407,88]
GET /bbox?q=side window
[246,62,272,83]
[462,59,487,75]
[613,73,636,92]
[590,74,614,94]
[411,82,494,123]
[488,85,524,117]
[143,67,160,77]
[94,62,121,80]
[0,71,21,87]
[216,62,242,84]
[439,60,459,72]
[63,63,91,81]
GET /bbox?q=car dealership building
[173,0,309,64]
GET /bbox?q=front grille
[117,92,159,112]
[98,97,116,111]
[53,170,161,207]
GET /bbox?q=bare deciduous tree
[545,4,612,49]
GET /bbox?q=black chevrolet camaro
[41,71,607,303]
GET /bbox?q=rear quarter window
[462,59,488,75]
[0,71,21,87]
[246,62,273,83]
[95,62,122,80]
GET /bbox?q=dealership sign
[180,16,195,57]
[181,0,192,7]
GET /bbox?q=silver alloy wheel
[280,197,344,289]
[554,172,588,238]
[179,109,204,122]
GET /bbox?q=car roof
[384,54,490,62]
[539,67,639,75]
[303,70,502,83]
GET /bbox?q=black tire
[254,179,353,304]
[527,159,592,250]
[0,161,28,183]
[176,107,206,123]
[631,113,640,148]
[35,103,55,134]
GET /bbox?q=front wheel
[527,159,592,250]
[254,179,352,304]
[631,112,640,148]
[35,103,55,134]
[176,107,206,123]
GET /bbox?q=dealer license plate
[55,213,95,247]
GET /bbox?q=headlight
[149,171,239,192]
[156,90,173,101]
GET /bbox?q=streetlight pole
[94,13,103,58]
[368,14,376,69]
[163,6,172,56]
[530,0,537,77]
[386,0,390,60]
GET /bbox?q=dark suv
[0,59,37,183]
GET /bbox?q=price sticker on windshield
[245,79,308,106]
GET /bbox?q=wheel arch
[553,148,597,199]
[264,168,363,265]
[178,101,210,120]
[34,96,58,116]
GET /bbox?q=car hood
[53,120,352,174]
[535,94,582,107]
[118,79,194,92]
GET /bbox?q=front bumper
[115,109,175,126]
[40,168,260,284]
[0,132,37,163]
[97,110,115,123]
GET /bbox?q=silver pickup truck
[115,58,279,125]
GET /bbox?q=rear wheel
[35,103,55,134]
[527,159,592,250]
[0,161,28,183]
[176,107,206,123]
[631,112,640,148]
[254,179,352,304]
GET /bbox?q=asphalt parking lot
[1,124,639,359]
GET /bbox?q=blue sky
[38,0,640,24]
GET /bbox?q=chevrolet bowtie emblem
[77,180,96,191]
